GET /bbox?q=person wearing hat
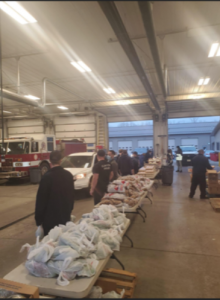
[189,149,213,199]
[90,149,113,205]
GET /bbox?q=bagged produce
[58,233,89,257]
[79,223,100,244]
[107,184,126,193]
[103,193,125,200]
[51,246,80,261]
[92,220,112,229]
[88,286,103,298]
[48,226,62,242]
[47,257,85,286]
[76,263,96,278]
[25,260,56,278]
[99,233,120,251]
[82,212,94,219]
[102,290,125,298]
[95,241,113,259]
[21,237,54,263]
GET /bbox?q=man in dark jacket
[189,149,213,199]
[132,151,140,174]
[118,150,134,176]
[144,150,153,164]
[108,150,118,181]
[35,150,74,237]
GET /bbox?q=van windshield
[181,146,197,152]
[61,156,93,168]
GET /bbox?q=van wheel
[40,162,50,176]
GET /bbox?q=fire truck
[0,134,56,179]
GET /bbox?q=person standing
[189,149,212,199]
[175,146,183,172]
[132,151,140,174]
[35,150,75,237]
[90,150,113,205]
[118,150,134,176]
[116,149,123,163]
[108,150,119,181]
[144,150,153,164]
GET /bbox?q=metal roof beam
[98,1,160,111]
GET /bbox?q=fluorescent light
[198,78,204,86]
[103,87,116,94]
[24,95,40,100]
[216,47,220,56]
[204,78,210,85]
[192,95,203,99]
[57,106,68,110]
[6,2,37,23]
[3,110,11,113]
[78,61,91,72]
[71,62,85,73]
[0,2,27,24]
[116,100,130,105]
[208,43,219,57]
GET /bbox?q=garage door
[181,139,198,149]
[138,140,153,149]
[168,139,175,151]
[118,141,133,155]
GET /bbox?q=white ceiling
[1,1,220,119]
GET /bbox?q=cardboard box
[208,186,220,195]
[0,278,39,298]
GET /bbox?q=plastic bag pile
[99,175,153,208]
[20,205,128,286]
[88,286,125,298]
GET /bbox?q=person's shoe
[176,170,179,172]
[189,195,193,198]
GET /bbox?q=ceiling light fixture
[103,87,115,94]
[192,95,203,99]
[0,2,27,24]
[198,78,204,86]
[77,61,91,72]
[6,2,37,23]
[203,78,210,85]
[116,100,130,105]
[216,47,220,57]
[3,110,11,113]
[208,42,219,57]
[24,95,40,100]
[57,106,68,110]
[70,61,92,73]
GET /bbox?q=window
[61,155,93,168]
[31,141,39,153]
[47,137,54,152]
[217,142,220,151]
[7,142,29,155]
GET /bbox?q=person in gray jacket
[108,150,119,181]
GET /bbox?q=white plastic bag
[51,246,80,261]
[102,289,125,298]
[47,257,85,286]
[25,260,56,278]
[99,233,120,251]
[92,220,112,229]
[88,286,103,298]
[48,226,62,242]
[58,233,89,258]
[79,223,100,245]
[95,242,113,260]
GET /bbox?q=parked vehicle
[180,145,197,166]
[0,134,56,179]
[61,152,96,192]
[204,150,215,159]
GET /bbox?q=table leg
[139,206,147,218]
[124,233,134,248]
[136,207,145,222]
[111,253,125,270]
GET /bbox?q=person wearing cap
[90,149,114,205]
[189,149,213,199]
[132,151,140,174]
[35,150,75,237]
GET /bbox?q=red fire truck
[0,134,56,179]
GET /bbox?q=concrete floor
[1,167,220,298]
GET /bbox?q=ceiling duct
[1,89,39,107]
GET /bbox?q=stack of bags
[138,165,156,177]
[21,205,128,286]
[99,175,152,208]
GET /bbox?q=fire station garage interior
[1,1,220,298]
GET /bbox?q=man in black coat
[144,150,153,164]
[118,150,134,176]
[132,151,140,174]
[189,149,213,199]
[35,150,74,237]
